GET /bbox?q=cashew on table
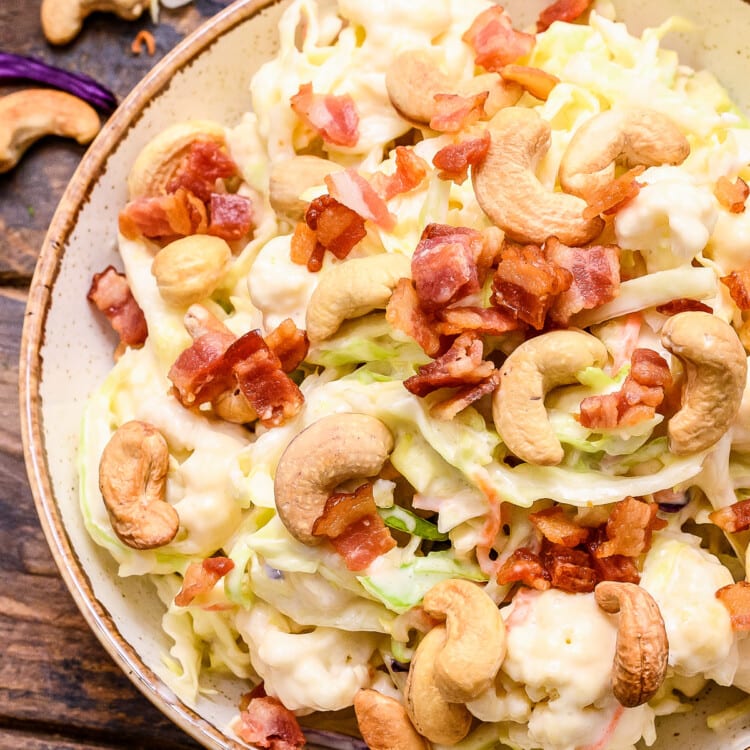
[41,0,148,45]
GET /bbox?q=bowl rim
[18,1,283,747]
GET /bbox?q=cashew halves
[472,107,604,245]
[595,581,668,708]
[422,579,506,703]
[493,330,608,465]
[661,311,747,454]
[98,420,179,550]
[559,108,690,199]
[273,413,394,544]
[0,89,100,173]
[41,0,147,45]
[353,689,428,750]
[404,626,473,745]
[269,155,343,220]
[306,253,411,343]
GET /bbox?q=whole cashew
[41,0,147,44]
[422,579,506,703]
[127,120,227,199]
[385,50,521,125]
[269,155,343,220]
[595,581,669,708]
[472,108,604,246]
[661,311,747,454]
[353,689,428,750]
[273,413,394,544]
[98,420,179,550]
[404,626,473,745]
[493,330,608,465]
[0,89,100,173]
[306,253,411,343]
[559,108,690,199]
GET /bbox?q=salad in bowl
[77,0,750,748]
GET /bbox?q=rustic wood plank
[0,729,116,750]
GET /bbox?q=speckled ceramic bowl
[18,0,750,748]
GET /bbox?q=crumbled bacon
[385,278,441,356]
[435,306,521,337]
[721,268,750,310]
[371,146,428,201]
[313,483,378,539]
[463,7,536,73]
[305,194,367,263]
[429,92,488,133]
[290,82,359,148]
[430,371,500,420]
[709,498,750,534]
[656,298,713,316]
[717,582,750,630]
[432,131,491,184]
[582,165,646,220]
[264,318,309,373]
[290,221,322,271]
[630,348,673,388]
[496,548,551,590]
[325,169,396,230]
[715,176,749,214]
[492,241,572,329]
[530,506,590,548]
[208,193,254,241]
[87,266,148,349]
[537,0,593,32]
[541,542,598,594]
[236,696,306,750]
[594,497,666,558]
[586,527,640,584]
[545,240,620,326]
[404,332,495,397]
[166,140,240,202]
[499,65,559,101]
[118,187,208,241]
[174,557,234,607]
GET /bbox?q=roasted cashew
[98,420,179,550]
[385,49,521,125]
[595,581,668,708]
[306,253,411,343]
[0,89,100,173]
[269,155,342,220]
[493,330,608,465]
[127,120,227,199]
[472,107,604,245]
[422,579,506,703]
[273,413,394,544]
[41,0,147,44]
[353,689,428,750]
[559,108,690,199]
[404,626,473,746]
[661,311,747,454]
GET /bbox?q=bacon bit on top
[432,131,491,184]
[325,169,396,230]
[717,582,750,630]
[290,82,359,148]
[537,0,593,32]
[371,146,428,201]
[463,7,536,73]
[264,318,309,373]
[429,92,488,133]
[430,370,500,420]
[582,165,646,220]
[496,548,551,590]
[302,194,367,270]
[290,221,321,270]
[530,506,590,548]
[594,497,666,559]
[236,695,306,750]
[656,298,713,316]
[721,268,750,310]
[174,557,235,607]
[542,542,598,594]
[435,306,521,337]
[313,483,378,539]
[715,176,749,213]
[167,140,241,202]
[208,193,254,241]
[131,29,156,56]
[119,187,208,241]
[586,535,641,585]
[709,498,750,534]
[385,278,442,357]
[499,65,559,101]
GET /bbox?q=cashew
[472,107,604,246]
[0,89,100,173]
[41,0,147,44]
[269,155,343,220]
[559,109,690,199]
[493,330,608,465]
[98,420,179,550]
[595,581,668,708]
[404,627,472,745]
[661,311,747,454]
[273,413,394,544]
[422,579,506,703]
[306,253,411,343]
[127,120,227,199]
[152,235,231,307]
[385,50,521,125]
[353,690,428,750]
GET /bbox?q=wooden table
[0,3,233,747]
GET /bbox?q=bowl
[18,0,750,748]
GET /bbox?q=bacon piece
[435,306,521,337]
[432,131,491,184]
[542,542,598,594]
[500,65,559,100]
[208,193,254,241]
[313,483,377,538]
[595,497,666,559]
[385,278,441,356]
[429,92,488,133]
[290,82,359,148]
[463,7,536,73]
[411,224,485,311]
[717,582,750,630]
[582,165,646,220]
[174,557,234,607]
[372,146,428,201]
[546,240,620,326]
[715,176,749,214]
[496,548,551,590]
[530,506,590,548]
[430,371,500,420]
[236,696,306,750]
[492,241,572,329]
[290,221,321,270]
[630,348,673,388]
[306,194,367,261]
[118,187,207,241]
[325,169,396,230]
[721,268,750,310]
[329,515,397,571]
[537,0,593,32]
[167,140,240,202]
[265,318,309,372]
[709,498,750,533]
[87,266,148,348]
[586,528,640,584]
[656,298,713,316]
[404,332,495,397]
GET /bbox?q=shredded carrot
[131,30,156,56]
